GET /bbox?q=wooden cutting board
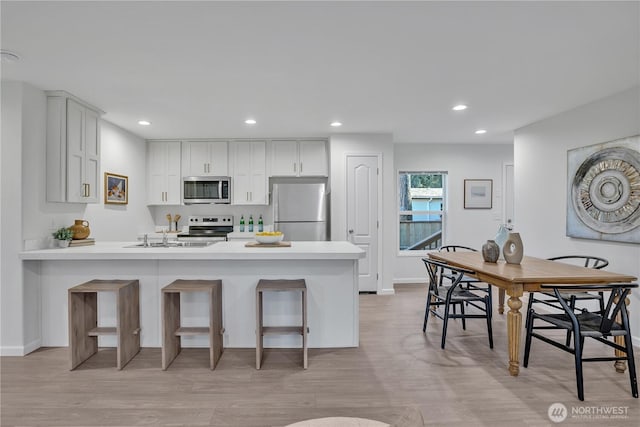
[245,241,292,248]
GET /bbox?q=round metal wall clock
[571,146,640,234]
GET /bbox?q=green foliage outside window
[410,174,442,188]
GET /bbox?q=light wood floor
[2,284,638,426]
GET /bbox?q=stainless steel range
[177,215,233,242]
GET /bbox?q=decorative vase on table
[503,232,524,265]
[494,224,509,259]
[481,240,500,263]
[70,219,90,240]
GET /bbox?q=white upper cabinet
[271,140,298,176]
[182,140,228,176]
[231,140,267,205]
[270,140,328,177]
[299,140,328,176]
[147,141,181,205]
[46,91,103,203]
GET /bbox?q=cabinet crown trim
[45,90,105,115]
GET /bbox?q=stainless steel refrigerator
[272,178,329,241]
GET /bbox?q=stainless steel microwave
[182,176,230,204]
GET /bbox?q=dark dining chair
[438,245,492,311]
[524,283,638,401]
[422,258,493,349]
[525,255,608,345]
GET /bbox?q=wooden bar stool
[161,279,223,370]
[68,279,140,370]
[256,279,307,369]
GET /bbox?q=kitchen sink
[173,241,216,247]
[124,241,216,248]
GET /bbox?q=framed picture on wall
[104,172,128,205]
[464,179,492,209]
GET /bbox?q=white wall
[330,133,395,294]
[84,121,154,240]
[393,143,514,282]
[1,82,26,354]
[514,86,640,342]
[1,81,154,355]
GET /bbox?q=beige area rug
[284,407,425,427]
[285,417,389,427]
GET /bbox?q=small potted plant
[53,227,73,247]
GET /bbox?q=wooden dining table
[428,251,637,376]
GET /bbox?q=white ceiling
[2,1,639,143]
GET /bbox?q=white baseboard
[0,338,41,356]
[23,338,42,355]
[393,278,427,285]
[0,346,26,356]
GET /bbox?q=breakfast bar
[19,241,365,353]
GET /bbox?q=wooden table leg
[614,294,630,373]
[506,288,523,376]
[498,289,505,315]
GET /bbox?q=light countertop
[19,240,365,261]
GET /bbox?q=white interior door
[346,155,380,292]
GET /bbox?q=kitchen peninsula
[19,241,364,353]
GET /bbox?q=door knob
[348,229,354,234]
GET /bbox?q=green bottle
[248,215,254,232]
[239,215,245,232]
[258,214,264,232]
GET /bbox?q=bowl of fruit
[254,231,284,244]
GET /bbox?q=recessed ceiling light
[330,121,342,127]
[245,119,257,125]
[475,129,487,134]
[138,120,151,126]
[0,50,20,63]
[452,104,468,111]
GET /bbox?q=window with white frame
[398,171,447,252]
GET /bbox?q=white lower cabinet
[231,140,267,205]
[147,141,181,205]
